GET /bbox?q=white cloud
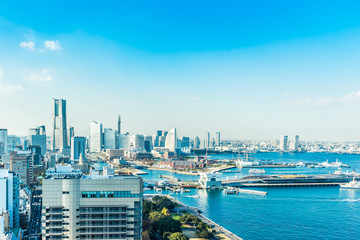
[44,40,61,50]
[0,68,22,95]
[25,69,54,83]
[190,96,200,101]
[19,41,35,51]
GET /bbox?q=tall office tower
[153,135,159,147]
[31,135,47,156]
[194,136,200,148]
[144,135,153,150]
[156,130,163,137]
[42,169,143,240]
[104,128,117,150]
[129,135,145,149]
[279,135,289,151]
[165,128,177,152]
[0,169,20,229]
[205,132,210,148]
[289,135,300,152]
[71,137,86,160]
[52,99,68,151]
[118,134,130,149]
[29,126,47,156]
[215,132,221,147]
[0,129,8,155]
[10,151,34,186]
[117,115,121,135]
[7,136,21,152]
[67,126,74,147]
[181,137,190,148]
[90,121,103,153]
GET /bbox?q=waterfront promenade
[145,194,243,240]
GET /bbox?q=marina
[140,152,360,240]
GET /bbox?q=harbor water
[141,153,360,240]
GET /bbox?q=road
[27,186,42,240]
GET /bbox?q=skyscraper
[194,136,200,148]
[165,128,177,152]
[289,135,300,152]
[0,129,8,156]
[279,135,289,151]
[90,121,103,152]
[52,99,68,151]
[67,126,74,147]
[117,115,121,135]
[42,168,143,240]
[0,169,19,229]
[71,137,86,160]
[10,151,34,186]
[205,132,210,148]
[104,128,117,150]
[215,132,221,147]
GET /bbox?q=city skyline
[2,2,360,141]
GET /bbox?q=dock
[236,188,267,195]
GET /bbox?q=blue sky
[1,1,360,141]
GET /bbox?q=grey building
[104,128,117,150]
[42,168,143,240]
[52,99,68,151]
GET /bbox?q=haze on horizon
[1,1,360,141]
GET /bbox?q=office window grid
[81,191,141,198]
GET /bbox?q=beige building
[42,169,143,240]
[10,151,34,186]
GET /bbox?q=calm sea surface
[141,153,360,240]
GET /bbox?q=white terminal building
[41,165,143,240]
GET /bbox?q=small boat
[340,176,360,189]
[249,169,265,174]
[224,187,237,195]
[296,161,305,167]
[321,159,342,168]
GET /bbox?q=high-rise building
[10,151,34,186]
[165,128,177,152]
[67,126,74,147]
[117,115,121,135]
[90,121,103,152]
[194,136,200,148]
[71,137,86,160]
[279,135,289,151]
[215,132,221,147]
[29,126,47,156]
[181,137,190,148]
[129,135,144,149]
[104,128,117,150]
[205,132,210,148]
[52,99,68,151]
[118,134,130,149]
[289,135,300,152]
[0,169,19,229]
[0,129,8,156]
[41,168,143,240]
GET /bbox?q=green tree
[149,211,163,222]
[144,200,157,217]
[196,230,213,239]
[196,222,206,231]
[156,198,176,210]
[163,232,172,240]
[168,232,189,240]
[157,216,182,234]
